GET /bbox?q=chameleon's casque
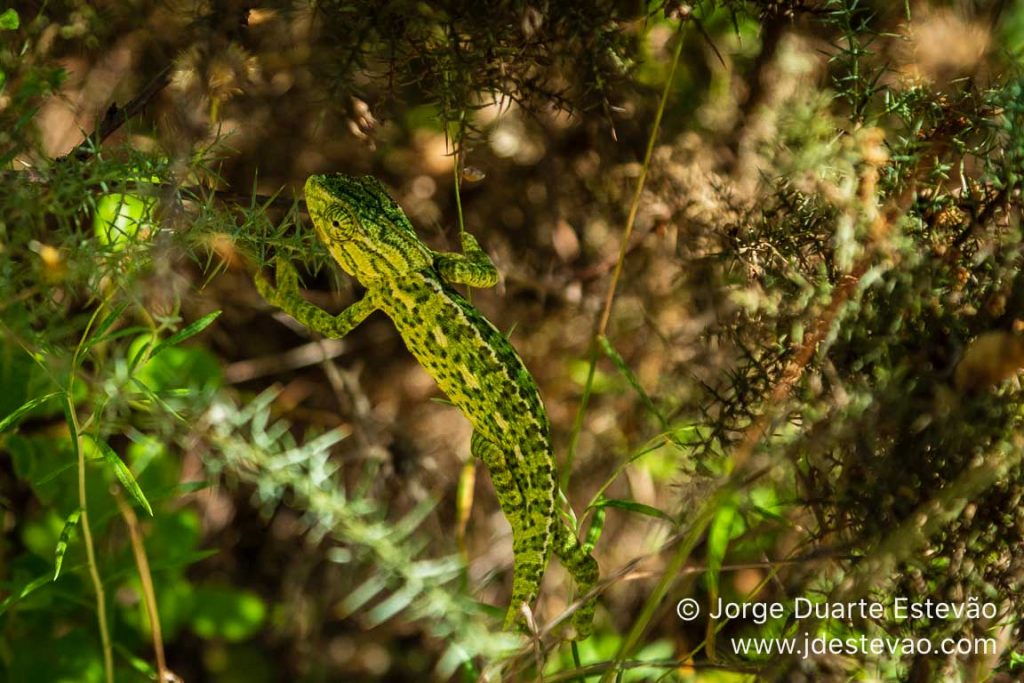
[257,173,598,637]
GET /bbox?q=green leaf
[749,503,789,527]
[82,302,130,354]
[145,549,219,573]
[132,341,223,398]
[367,583,418,625]
[113,642,157,678]
[0,391,61,433]
[130,377,186,422]
[53,509,82,580]
[598,335,683,446]
[592,497,675,523]
[150,310,222,359]
[34,459,85,487]
[338,574,389,617]
[87,325,150,349]
[93,192,155,249]
[705,496,741,606]
[0,574,49,616]
[0,9,19,30]
[568,358,618,393]
[583,505,606,554]
[85,435,153,516]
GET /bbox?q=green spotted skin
[255,174,598,637]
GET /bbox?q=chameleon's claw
[504,601,540,639]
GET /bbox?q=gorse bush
[3,1,1024,682]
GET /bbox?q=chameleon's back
[377,268,553,459]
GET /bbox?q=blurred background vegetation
[3,0,1024,681]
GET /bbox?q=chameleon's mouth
[311,212,357,243]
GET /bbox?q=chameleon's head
[304,174,431,284]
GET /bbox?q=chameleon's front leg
[435,233,499,288]
[471,433,550,631]
[255,258,378,338]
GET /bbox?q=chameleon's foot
[273,257,300,291]
[435,232,499,288]
[254,257,302,306]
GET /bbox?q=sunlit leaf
[0,391,60,433]
[82,302,130,354]
[0,9,18,30]
[705,495,741,609]
[591,497,674,523]
[338,574,388,617]
[53,509,82,580]
[85,434,153,516]
[150,310,222,359]
[114,642,158,678]
[598,335,684,446]
[367,583,418,625]
[0,574,49,616]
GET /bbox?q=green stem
[115,490,168,680]
[450,110,471,308]
[563,20,686,488]
[601,489,723,682]
[562,342,598,491]
[452,137,466,240]
[67,393,114,683]
[570,640,584,683]
[66,304,115,682]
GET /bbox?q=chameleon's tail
[552,523,599,639]
[471,432,551,633]
[472,431,598,637]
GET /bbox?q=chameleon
[255,173,598,637]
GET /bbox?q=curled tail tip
[570,605,596,640]
[503,601,532,634]
[503,612,519,631]
[569,590,598,640]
